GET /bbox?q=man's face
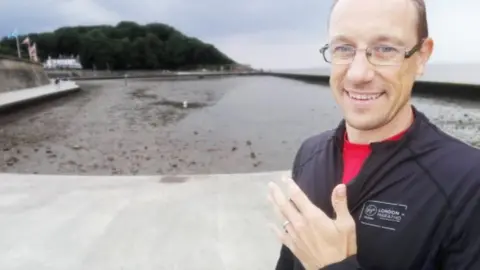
[328,0,433,131]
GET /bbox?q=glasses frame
[319,39,425,66]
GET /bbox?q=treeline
[0,21,236,70]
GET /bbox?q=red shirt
[342,129,408,184]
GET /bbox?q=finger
[267,193,286,222]
[283,177,311,213]
[283,220,301,241]
[331,184,351,223]
[268,222,297,252]
[268,181,304,226]
[268,194,301,243]
[284,177,327,220]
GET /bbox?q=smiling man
[269,0,480,269]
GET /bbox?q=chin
[344,111,388,131]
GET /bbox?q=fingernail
[337,184,346,197]
[285,177,295,186]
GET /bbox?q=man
[268,0,480,269]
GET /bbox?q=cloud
[208,29,326,70]
[54,0,121,26]
[0,0,478,69]
[92,0,327,38]
[0,0,120,33]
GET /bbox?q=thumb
[331,184,351,222]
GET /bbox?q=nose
[345,51,375,84]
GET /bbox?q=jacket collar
[332,105,432,150]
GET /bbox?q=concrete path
[0,80,80,110]
[0,171,289,270]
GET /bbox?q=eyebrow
[329,35,354,44]
[372,35,406,46]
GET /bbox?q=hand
[268,177,357,270]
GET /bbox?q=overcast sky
[0,0,478,69]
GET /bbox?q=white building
[43,56,83,70]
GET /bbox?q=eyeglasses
[319,39,424,66]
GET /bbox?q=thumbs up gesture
[268,178,357,270]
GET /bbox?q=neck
[346,104,413,144]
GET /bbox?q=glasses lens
[367,46,404,66]
[330,45,355,64]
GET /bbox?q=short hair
[330,0,429,42]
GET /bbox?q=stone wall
[0,55,50,93]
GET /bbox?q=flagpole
[15,35,21,58]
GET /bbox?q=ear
[416,38,434,77]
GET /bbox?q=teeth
[348,92,382,100]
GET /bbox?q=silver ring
[282,220,290,230]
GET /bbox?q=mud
[1,76,479,175]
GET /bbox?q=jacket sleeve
[321,256,362,269]
[438,174,480,269]
[275,245,296,270]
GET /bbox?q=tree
[0,21,236,70]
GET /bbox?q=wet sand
[1,76,479,175]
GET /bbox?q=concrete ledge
[49,71,263,81]
[0,171,289,270]
[0,80,81,112]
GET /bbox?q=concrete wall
[267,72,480,100]
[45,69,261,79]
[45,69,263,82]
[0,55,51,93]
[47,69,172,78]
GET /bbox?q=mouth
[344,90,385,101]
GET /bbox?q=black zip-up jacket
[275,107,480,270]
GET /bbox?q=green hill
[0,21,236,70]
